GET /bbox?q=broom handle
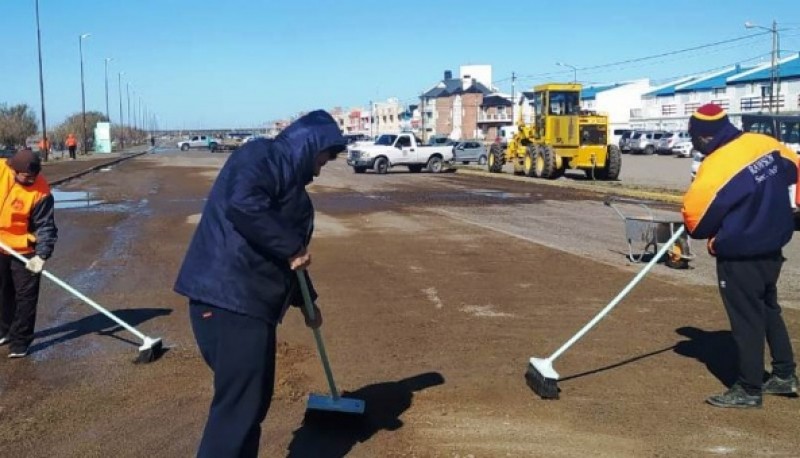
[0,239,148,342]
[297,270,340,400]
[548,225,686,362]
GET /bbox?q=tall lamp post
[79,33,91,154]
[556,62,578,83]
[104,57,113,122]
[34,0,49,161]
[745,20,781,113]
[126,83,131,143]
[118,71,125,150]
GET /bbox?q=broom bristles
[526,363,559,399]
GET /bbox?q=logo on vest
[11,199,24,211]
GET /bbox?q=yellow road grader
[487,83,621,180]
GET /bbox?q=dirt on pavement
[1,153,799,457]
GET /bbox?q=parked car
[618,130,639,153]
[628,131,667,155]
[453,141,488,165]
[427,135,455,147]
[612,129,632,148]
[657,131,691,154]
[672,140,696,158]
[690,150,705,180]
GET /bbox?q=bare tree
[0,103,38,148]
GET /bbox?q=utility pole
[34,0,48,161]
[126,83,131,143]
[118,72,124,149]
[369,100,373,138]
[79,33,91,154]
[104,57,112,122]
[746,20,781,113]
[420,94,426,143]
[511,71,516,126]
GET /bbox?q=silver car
[657,131,691,154]
[453,141,488,165]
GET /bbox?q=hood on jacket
[275,110,346,184]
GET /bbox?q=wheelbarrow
[604,197,694,269]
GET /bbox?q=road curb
[453,166,684,204]
[50,150,150,187]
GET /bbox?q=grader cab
[487,83,621,180]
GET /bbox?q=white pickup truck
[346,133,454,174]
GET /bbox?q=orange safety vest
[38,138,50,151]
[66,135,77,147]
[0,161,51,255]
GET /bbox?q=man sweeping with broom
[683,103,799,408]
[174,110,346,457]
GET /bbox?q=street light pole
[104,57,112,122]
[79,33,90,154]
[556,62,578,83]
[118,71,124,149]
[126,83,131,142]
[746,20,781,113]
[34,0,49,161]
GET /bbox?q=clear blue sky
[1,0,798,130]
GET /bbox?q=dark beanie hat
[7,149,42,175]
[688,103,731,137]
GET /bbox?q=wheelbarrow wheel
[664,238,690,269]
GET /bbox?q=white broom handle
[297,270,341,400]
[0,239,148,342]
[548,225,686,362]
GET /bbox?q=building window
[713,87,726,97]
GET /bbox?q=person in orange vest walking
[65,133,78,160]
[0,149,58,358]
[37,137,50,156]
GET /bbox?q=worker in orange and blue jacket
[683,103,799,409]
[0,149,57,358]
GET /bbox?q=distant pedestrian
[683,103,799,408]
[66,133,78,160]
[0,149,58,358]
[174,110,346,458]
[37,138,50,156]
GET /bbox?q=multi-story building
[631,53,800,130]
[421,67,498,141]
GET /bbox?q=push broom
[526,225,686,399]
[297,270,365,414]
[0,240,163,363]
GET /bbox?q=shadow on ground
[286,371,445,458]
[30,307,172,355]
[673,326,737,387]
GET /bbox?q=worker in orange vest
[37,138,50,155]
[65,133,78,160]
[0,149,58,358]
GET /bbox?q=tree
[0,103,38,148]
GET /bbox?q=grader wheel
[488,143,504,173]
[534,145,558,179]
[523,146,537,177]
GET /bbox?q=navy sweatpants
[190,301,277,458]
[717,253,796,394]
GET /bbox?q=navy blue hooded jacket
[174,110,346,323]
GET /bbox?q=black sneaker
[0,335,9,346]
[8,347,29,359]
[706,384,762,409]
[762,374,799,396]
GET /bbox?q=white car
[690,150,705,180]
[672,141,695,158]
